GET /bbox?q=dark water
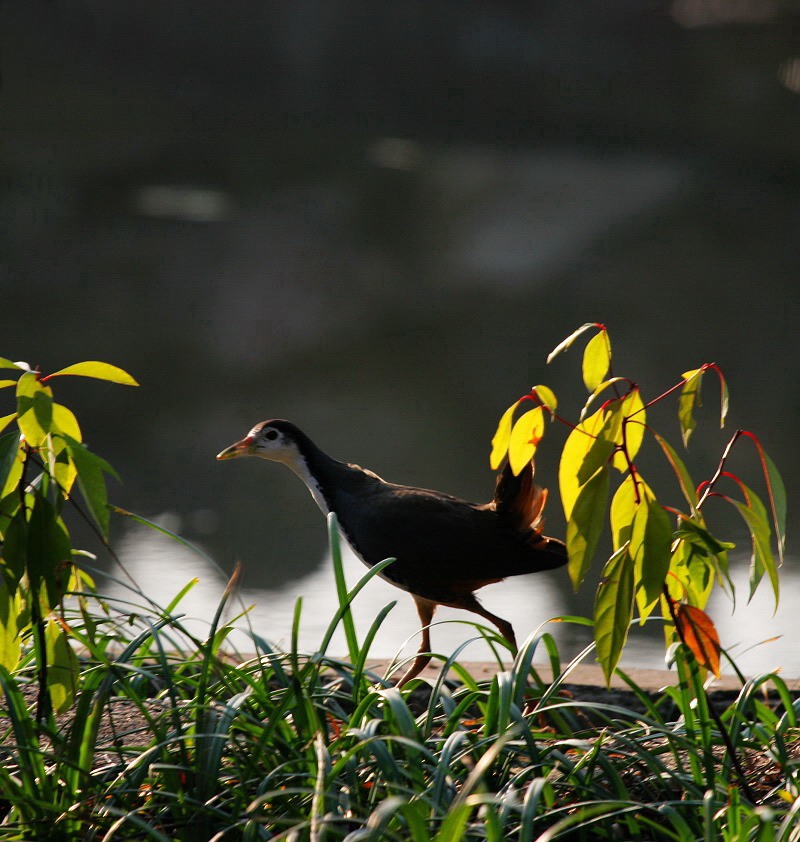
[2,2,799,675]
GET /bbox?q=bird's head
[216,419,304,466]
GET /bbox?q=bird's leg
[456,594,517,653]
[395,597,437,689]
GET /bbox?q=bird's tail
[494,460,568,569]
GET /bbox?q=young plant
[0,358,138,718]
[490,323,787,684]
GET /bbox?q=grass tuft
[0,525,798,840]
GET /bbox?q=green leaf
[0,432,22,501]
[577,402,622,485]
[489,400,519,470]
[45,360,139,386]
[0,584,23,671]
[27,491,72,608]
[0,380,17,390]
[508,406,545,476]
[16,371,53,448]
[673,518,733,603]
[729,489,778,605]
[45,619,79,714]
[745,435,787,566]
[582,329,611,391]
[559,406,605,521]
[566,466,610,590]
[595,543,634,685]
[678,368,704,447]
[1,509,27,591]
[62,436,118,538]
[762,447,787,563]
[653,432,698,512]
[631,496,674,620]
[547,322,601,364]
[0,358,23,370]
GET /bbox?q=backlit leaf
[532,384,557,414]
[489,400,519,470]
[0,583,23,671]
[595,543,634,685]
[609,472,640,551]
[51,435,78,496]
[0,380,17,390]
[51,403,82,442]
[0,413,16,435]
[673,603,721,677]
[717,367,729,428]
[566,466,610,590]
[16,372,53,448]
[612,387,646,471]
[631,496,674,620]
[45,361,139,386]
[582,329,611,391]
[508,406,545,476]
[678,368,704,447]
[0,432,21,504]
[45,619,79,713]
[559,407,605,521]
[0,358,23,370]
[547,322,600,364]
[581,376,628,420]
[577,401,623,485]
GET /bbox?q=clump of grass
[0,518,798,841]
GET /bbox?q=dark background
[1,1,798,665]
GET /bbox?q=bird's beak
[216,435,255,460]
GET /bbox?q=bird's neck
[282,433,377,517]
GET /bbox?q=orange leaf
[674,603,721,677]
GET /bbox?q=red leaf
[674,603,721,677]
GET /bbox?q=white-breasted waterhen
[217,419,567,687]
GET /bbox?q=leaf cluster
[0,358,137,713]
[490,325,787,684]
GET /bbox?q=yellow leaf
[582,330,611,391]
[52,403,82,442]
[612,387,646,471]
[16,372,53,448]
[508,407,545,475]
[489,400,519,470]
[46,361,139,386]
[532,384,557,414]
[559,407,605,521]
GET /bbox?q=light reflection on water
[109,517,799,678]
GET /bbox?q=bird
[217,419,567,687]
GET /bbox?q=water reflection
[109,515,799,677]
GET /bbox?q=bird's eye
[264,429,279,441]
